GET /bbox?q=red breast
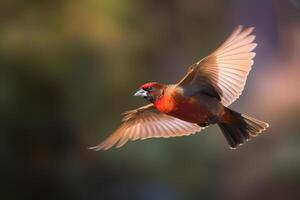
[154,86,211,124]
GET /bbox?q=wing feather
[89,104,202,151]
[177,25,256,106]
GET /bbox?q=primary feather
[177,25,256,106]
[89,104,202,151]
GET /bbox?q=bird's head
[134,82,165,103]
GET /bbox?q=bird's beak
[134,89,148,97]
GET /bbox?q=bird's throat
[154,95,177,114]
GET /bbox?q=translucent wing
[90,104,202,151]
[178,26,256,106]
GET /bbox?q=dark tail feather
[218,108,269,149]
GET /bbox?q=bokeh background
[1,0,300,199]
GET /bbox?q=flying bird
[90,25,269,151]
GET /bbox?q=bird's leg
[207,116,219,124]
[197,122,209,127]
[197,116,219,127]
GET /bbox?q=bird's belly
[155,95,211,124]
[168,101,211,124]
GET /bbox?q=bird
[89,25,269,151]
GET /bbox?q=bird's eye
[148,87,153,91]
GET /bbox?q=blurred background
[1,0,300,199]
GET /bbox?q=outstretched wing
[177,25,256,106]
[90,104,202,151]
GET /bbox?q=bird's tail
[218,108,269,149]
